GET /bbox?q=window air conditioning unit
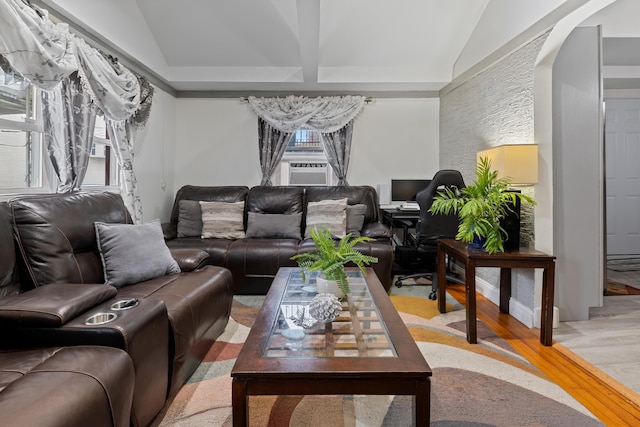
[90,144,106,158]
[288,162,329,186]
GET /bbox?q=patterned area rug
[151,292,603,426]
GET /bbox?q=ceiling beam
[296,0,320,84]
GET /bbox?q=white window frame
[81,115,120,192]
[0,84,57,200]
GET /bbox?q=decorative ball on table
[308,293,343,323]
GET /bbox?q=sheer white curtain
[0,0,151,221]
[248,95,366,185]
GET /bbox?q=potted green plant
[429,157,536,253]
[290,227,378,297]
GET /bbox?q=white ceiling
[37,0,640,96]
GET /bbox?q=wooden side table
[436,238,556,346]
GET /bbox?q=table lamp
[476,144,538,185]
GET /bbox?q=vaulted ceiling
[35,0,640,96]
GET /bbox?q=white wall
[47,0,170,78]
[134,87,177,222]
[171,98,440,200]
[174,99,262,189]
[349,98,440,189]
[552,26,604,320]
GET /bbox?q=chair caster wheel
[428,292,437,300]
[395,280,402,288]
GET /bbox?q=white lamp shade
[477,144,538,185]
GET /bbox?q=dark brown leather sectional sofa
[162,185,394,294]
[0,185,392,425]
[0,193,234,427]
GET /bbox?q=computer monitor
[390,179,431,204]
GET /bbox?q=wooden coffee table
[231,267,431,426]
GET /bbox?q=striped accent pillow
[200,201,246,239]
[305,198,347,239]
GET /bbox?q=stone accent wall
[439,31,550,312]
[440,31,549,180]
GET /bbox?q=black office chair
[395,170,466,299]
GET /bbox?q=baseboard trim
[473,275,534,329]
[449,264,560,329]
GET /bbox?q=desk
[381,207,420,245]
[436,238,556,346]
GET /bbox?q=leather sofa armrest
[361,222,393,239]
[0,284,117,327]
[162,222,177,240]
[170,248,209,271]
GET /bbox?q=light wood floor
[445,282,640,427]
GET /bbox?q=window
[286,129,323,153]
[0,66,45,192]
[278,129,336,186]
[83,114,119,187]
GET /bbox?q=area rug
[151,292,604,426]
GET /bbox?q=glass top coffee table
[231,267,431,426]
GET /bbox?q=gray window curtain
[41,72,97,192]
[321,121,354,186]
[248,95,366,186]
[258,118,293,186]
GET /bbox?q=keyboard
[398,203,419,211]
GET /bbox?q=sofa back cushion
[0,203,20,297]
[170,185,249,227]
[245,186,304,239]
[304,186,380,226]
[177,200,202,238]
[247,186,304,215]
[10,192,132,288]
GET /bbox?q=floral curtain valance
[0,0,144,123]
[248,95,366,186]
[247,95,366,134]
[0,0,76,90]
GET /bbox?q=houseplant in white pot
[291,227,378,298]
[429,157,536,254]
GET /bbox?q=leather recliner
[0,203,136,427]
[4,191,234,426]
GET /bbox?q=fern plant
[290,227,378,295]
[429,157,535,253]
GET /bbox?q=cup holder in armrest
[85,312,118,326]
[110,298,139,311]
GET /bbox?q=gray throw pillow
[95,219,181,288]
[346,204,367,237]
[305,198,347,239]
[177,200,202,237]
[246,212,302,239]
[200,201,246,239]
